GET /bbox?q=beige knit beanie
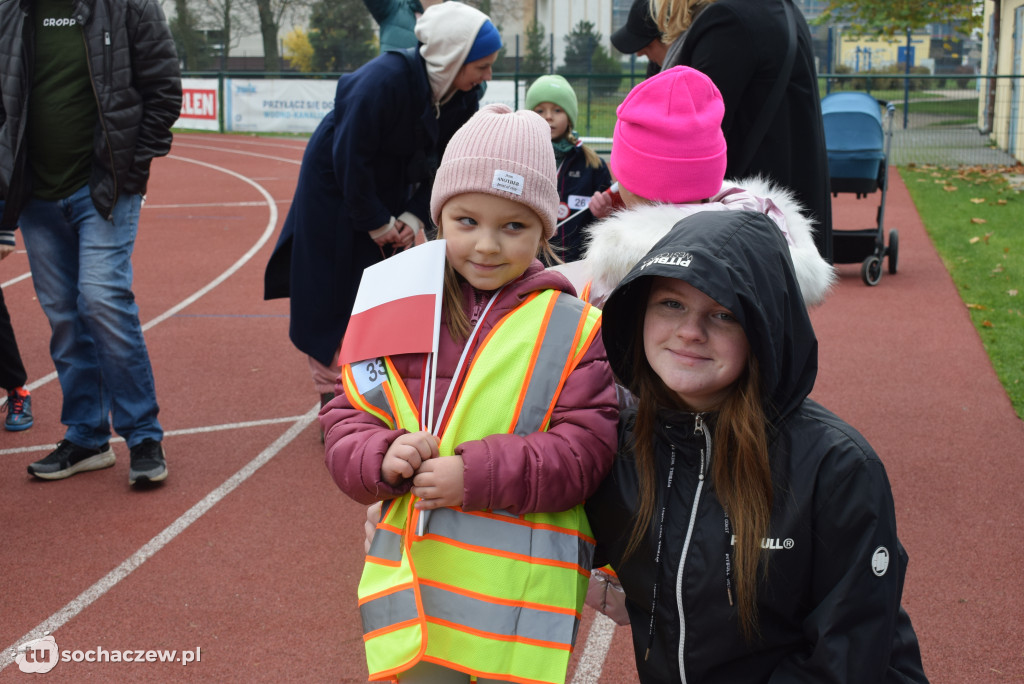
[430,103,559,239]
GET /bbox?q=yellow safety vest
[341,289,602,684]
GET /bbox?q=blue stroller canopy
[822,92,885,163]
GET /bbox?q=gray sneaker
[129,439,167,486]
[28,440,115,480]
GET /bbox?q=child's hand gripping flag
[340,240,447,536]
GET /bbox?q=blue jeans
[19,184,162,449]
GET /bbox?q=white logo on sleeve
[492,170,525,196]
[871,546,890,576]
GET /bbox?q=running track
[0,133,1020,682]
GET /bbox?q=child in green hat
[526,74,613,263]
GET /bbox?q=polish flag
[338,239,447,367]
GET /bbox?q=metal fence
[182,69,1024,167]
[498,72,1022,167]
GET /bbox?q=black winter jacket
[0,0,181,227]
[587,211,928,683]
[551,144,611,264]
[663,0,832,261]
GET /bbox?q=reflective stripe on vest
[347,290,602,683]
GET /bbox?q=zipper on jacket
[674,413,710,684]
[643,426,677,663]
[83,29,118,219]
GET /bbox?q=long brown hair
[622,278,772,642]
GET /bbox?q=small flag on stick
[338,240,447,367]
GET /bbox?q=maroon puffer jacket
[322,259,618,514]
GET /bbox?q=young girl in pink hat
[321,103,617,683]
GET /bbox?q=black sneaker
[129,439,167,486]
[28,440,115,480]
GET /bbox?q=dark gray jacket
[0,0,181,227]
[588,211,927,683]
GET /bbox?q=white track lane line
[0,152,304,672]
[171,141,303,165]
[572,613,617,683]
[172,134,309,152]
[0,404,320,671]
[5,154,279,396]
[0,415,312,456]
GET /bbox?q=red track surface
[1,133,1020,683]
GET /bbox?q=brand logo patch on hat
[492,170,525,196]
[639,251,693,271]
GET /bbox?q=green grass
[893,97,979,119]
[901,164,1024,418]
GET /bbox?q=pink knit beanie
[431,103,559,239]
[610,66,727,204]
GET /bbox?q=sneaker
[4,387,33,431]
[28,440,115,480]
[129,439,167,486]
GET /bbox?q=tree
[309,0,376,72]
[283,26,315,72]
[202,0,257,68]
[558,20,621,95]
[249,0,311,72]
[169,0,205,69]
[521,17,550,75]
[816,0,982,35]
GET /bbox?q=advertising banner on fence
[225,79,336,134]
[174,78,220,131]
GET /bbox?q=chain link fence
[500,71,1023,168]
[181,69,1023,167]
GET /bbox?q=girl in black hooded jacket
[586,210,928,683]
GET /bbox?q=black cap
[611,0,662,55]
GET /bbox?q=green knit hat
[525,75,579,129]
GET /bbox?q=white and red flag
[338,239,447,368]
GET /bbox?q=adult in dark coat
[656,0,833,261]
[264,2,501,401]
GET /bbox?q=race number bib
[567,195,590,211]
[351,357,388,393]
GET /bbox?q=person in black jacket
[525,74,612,264]
[653,0,833,262]
[0,0,181,485]
[586,210,928,682]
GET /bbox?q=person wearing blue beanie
[465,19,502,63]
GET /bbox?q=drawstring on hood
[415,2,493,106]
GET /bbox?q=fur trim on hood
[415,2,489,105]
[557,177,836,308]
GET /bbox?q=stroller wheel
[887,229,899,275]
[861,255,883,286]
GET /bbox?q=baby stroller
[821,92,898,286]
